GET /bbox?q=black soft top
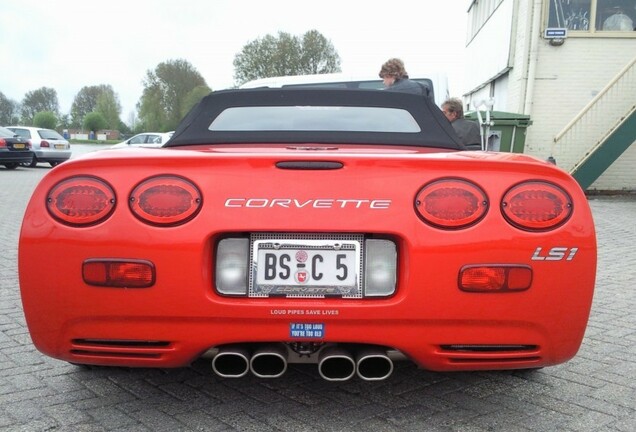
[166,88,463,150]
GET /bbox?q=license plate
[13,143,26,149]
[55,144,66,149]
[250,233,363,298]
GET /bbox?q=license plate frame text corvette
[250,233,363,298]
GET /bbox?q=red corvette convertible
[19,88,596,381]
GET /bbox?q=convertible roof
[166,88,463,150]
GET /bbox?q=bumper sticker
[290,323,324,339]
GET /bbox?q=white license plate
[251,234,363,298]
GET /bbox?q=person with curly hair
[379,58,431,97]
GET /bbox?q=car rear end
[0,126,33,168]
[33,128,71,165]
[19,146,596,378]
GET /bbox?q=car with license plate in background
[0,126,33,169]
[6,126,71,167]
[19,88,596,382]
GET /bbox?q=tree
[233,30,341,85]
[20,87,59,125]
[33,111,58,129]
[138,59,208,132]
[58,114,72,130]
[137,86,166,132]
[0,92,19,125]
[71,85,120,129]
[83,112,107,134]
[181,85,212,118]
[299,30,342,74]
[96,91,122,129]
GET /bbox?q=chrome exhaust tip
[318,347,356,381]
[212,346,250,378]
[356,349,394,381]
[250,344,288,378]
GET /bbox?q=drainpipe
[524,0,543,115]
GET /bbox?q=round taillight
[129,175,202,226]
[415,178,488,229]
[501,181,572,231]
[47,176,116,226]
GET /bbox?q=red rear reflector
[129,175,202,226]
[83,259,155,288]
[502,181,572,231]
[507,267,533,290]
[415,178,488,229]
[459,265,532,292]
[47,176,116,226]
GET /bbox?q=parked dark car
[0,126,33,169]
[5,126,71,167]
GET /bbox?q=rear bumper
[25,303,588,371]
[1,151,33,165]
[34,149,71,162]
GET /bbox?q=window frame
[545,0,636,37]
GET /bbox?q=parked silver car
[6,126,71,167]
[110,132,174,149]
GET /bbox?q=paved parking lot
[0,164,634,431]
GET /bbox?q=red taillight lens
[459,265,532,292]
[415,178,488,229]
[47,176,116,226]
[0,138,6,148]
[40,140,50,148]
[129,175,202,226]
[501,181,572,231]
[83,259,155,288]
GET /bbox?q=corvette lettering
[225,198,391,209]
[531,247,578,261]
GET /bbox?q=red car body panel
[19,146,596,371]
[18,89,596,375]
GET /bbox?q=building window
[468,0,505,40]
[548,0,635,33]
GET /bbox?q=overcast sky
[1,0,470,121]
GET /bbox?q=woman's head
[379,58,408,86]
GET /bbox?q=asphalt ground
[1,158,634,431]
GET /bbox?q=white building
[463,0,636,191]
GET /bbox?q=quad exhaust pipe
[211,345,250,378]
[318,347,356,381]
[212,344,393,381]
[356,348,394,381]
[249,344,288,378]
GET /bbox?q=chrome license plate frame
[250,233,363,298]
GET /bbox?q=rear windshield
[38,129,64,140]
[9,128,30,139]
[209,106,421,133]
